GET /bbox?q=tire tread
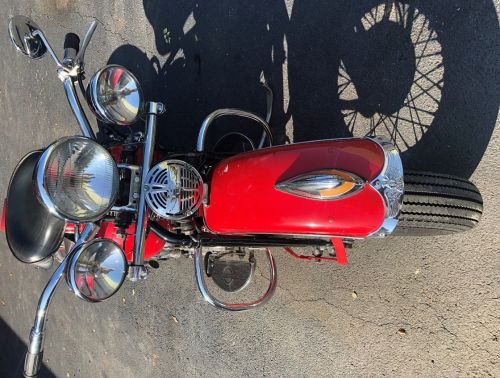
[395,171,482,236]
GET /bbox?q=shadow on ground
[101,0,498,178]
[0,317,56,378]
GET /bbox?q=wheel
[395,171,483,236]
[287,1,497,177]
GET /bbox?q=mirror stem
[30,30,64,70]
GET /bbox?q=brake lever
[75,20,98,67]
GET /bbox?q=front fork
[128,102,164,281]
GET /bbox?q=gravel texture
[0,1,498,377]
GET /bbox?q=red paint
[101,145,168,262]
[0,199,6,233]
[283,239,347,265]
[203,139,386,237]
[331,237,347,265]
[109,145,124,163]
[96,221,166,262]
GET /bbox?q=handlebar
[23,224,99,377]
[28,21,98,139]
[63,32,80,65]
[75,20,97,66]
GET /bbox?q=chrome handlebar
[75,21,98,67]
[24,224,99,377]
[29,21,97,139]
[62,78,95,139]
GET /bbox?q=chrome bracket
[111,164,141,213]
[368,137,404,237]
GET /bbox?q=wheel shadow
[103,0,498,178]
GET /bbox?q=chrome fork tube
[24,223,98,378]
[129,102,164,281]
[62,78,95,139]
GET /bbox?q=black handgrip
[63,32,80,51]
[63,33,80,63]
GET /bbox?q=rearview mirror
[8,15,47,59]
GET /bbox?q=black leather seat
[5,151,65,263]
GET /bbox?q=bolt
[157,103,166,114]
[313,248,323,257]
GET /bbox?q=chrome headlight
[36,136,119,222]
[67,239,127,302]
[87,65,143,125]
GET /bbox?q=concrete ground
[0,0,499,377]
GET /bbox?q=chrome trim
[63,78,96,139]
[75,20,97,66]
[226,136,369,153]
[129,102,164,281]
[257,80,273,149]
[8,16,47,60]
[35,141,67,221]
[368,137,404,237]
[34,136,119,223]
[275,169,365,201]
[144,159,204,220]
[196,108,272,152]
[24,224,98,378]
[31,29,64,69]
[194,247,277,311]
[66,239,127,302]
[87,65,144,126]
[10,17,97,138]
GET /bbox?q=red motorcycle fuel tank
[203,139,386,238]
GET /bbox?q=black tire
[394,171,483,236]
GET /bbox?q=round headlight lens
[36,136,119,222]
[88,65,143,125]
[67,239,127,302]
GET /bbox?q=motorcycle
[2,16,483,377]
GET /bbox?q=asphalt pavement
[0,1,498,377]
